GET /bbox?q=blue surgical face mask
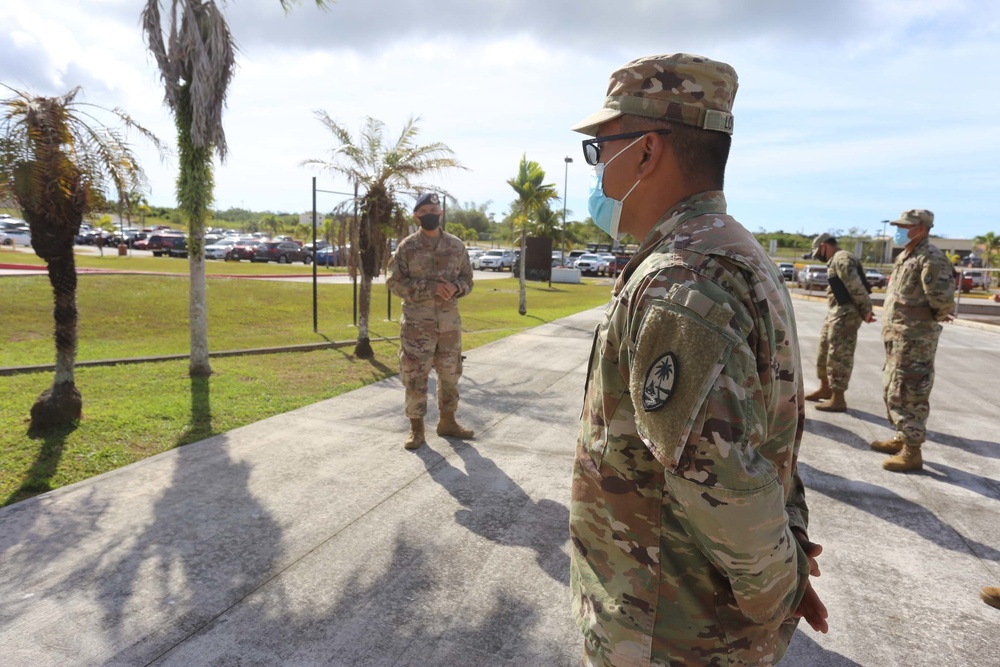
[588,136,643,239]
[893,226,911,246]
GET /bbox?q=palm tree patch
[642,352,678,412]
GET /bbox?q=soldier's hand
[942,314,954,323]
[792,528,822,576]
[435,281,457,300]
[793,580,829,634]
[864,312,876,323]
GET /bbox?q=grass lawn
[0,275,612,506]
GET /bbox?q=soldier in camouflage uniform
[386,192,474,450]
[805,233,875,412]
[871,209,955,472]
[569,53,827,667]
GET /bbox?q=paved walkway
[0,299,998,666]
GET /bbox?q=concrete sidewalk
[1,300,998,666]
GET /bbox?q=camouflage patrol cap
[812,233,836,249]
[811,233,836,259]
[571,53,738,137]
[891,209,934,228]
[413,192,440,212]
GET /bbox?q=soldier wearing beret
[804,233,875,412]
[871,209,955,472]
[386,192,474,450]
[568,53,826,666]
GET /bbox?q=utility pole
[562,156,572,265]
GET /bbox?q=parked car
[798,265,829,291]
[225,239,262,261]
[566,250,587,266]
[778,262,796,283]
[272,235,303,247]
[962,270,990,291]
[596,252,618,277]
[574,253,603,276]
[865,268,888,289]
[0,226,31,247]
[253,241,312,264]
[168,237,189,258]
[205,238,237,260]
[479,249,514,271]
[314,245,343,266]
[468,249,484,268]
[147,232,187,257]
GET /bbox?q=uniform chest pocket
[578,300,630,472]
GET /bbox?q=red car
[252,241,312,264]
[225,239,262,261]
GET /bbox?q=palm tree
[973,231,1000,287]
[141,0,326,376]
[302,114,465,358]
[0,85,160,430]
[507,155,559,315]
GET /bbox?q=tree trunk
[354,273,374,359]
[518,225,527,316]
[175,82,212,377]
[30,254,82,431]
[189,235,211,376]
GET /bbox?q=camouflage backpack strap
[629,283,739,470]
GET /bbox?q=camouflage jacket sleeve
[453,245,474,298]
[785,467,809,534]
[921,249,956,321]
[830,251,872,318]
[626,276,809,627]
[386,241,433,302]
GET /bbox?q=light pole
[881,219,890,265]
[562,156,572,265]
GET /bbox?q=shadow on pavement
[66,376,287,661]
[416,441,570,585]
[799,463,1000,562]
[848,409,1000,460]
[785,631,865,666]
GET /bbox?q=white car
[574,253,602,275]
[0,227,31,247]
[205,238,238,259]
[479,249,514,271]
[467,249,484,269]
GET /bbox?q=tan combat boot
[981,586,1000,610]
[815,390,847,412]
[437,411,474,439]
[871,433,905,455]
[404,418,425,450]
[804,378,832,402]
[882,445,923,472]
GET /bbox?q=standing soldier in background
[386,192,474,450]
[805,233,875,412]
[871,209,955,472]
[568,53,826,667]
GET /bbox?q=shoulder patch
[924,273,933,284]
[642,352,678,411]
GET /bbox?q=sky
[2,0,999,240]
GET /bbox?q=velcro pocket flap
[629,286,738,470]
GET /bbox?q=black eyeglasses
[581,129,672,166]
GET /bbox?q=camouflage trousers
[816,310,862,391]
[882,335,939,446]
[399,323,463,419]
